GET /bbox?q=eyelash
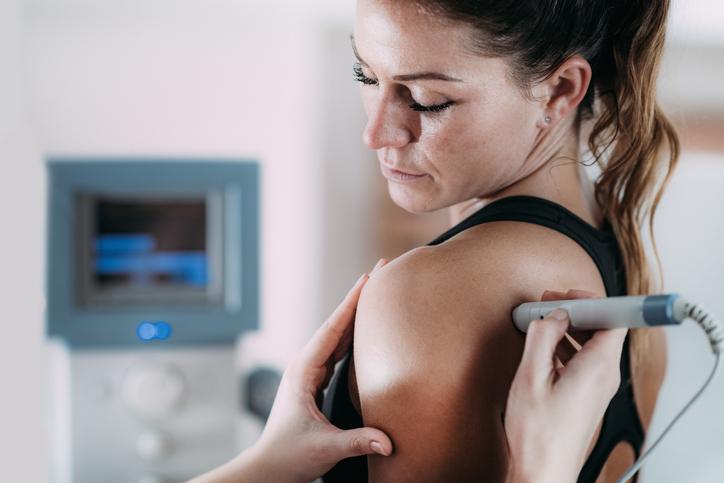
[352,63,455,114]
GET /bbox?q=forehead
[353,0,479,72]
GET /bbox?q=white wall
[0,1,49,482]
[643,153,724,482]
[659,42,724,114]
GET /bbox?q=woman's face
[354,0,546,213]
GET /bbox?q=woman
[322,1,679,482]
[190,260,627,483]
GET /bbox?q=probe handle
[512,294,686,333]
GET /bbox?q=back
[322,196,663,482]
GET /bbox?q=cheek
[416,100,538,191]
[418,113,491,179]
[448,100,537,159]
[414,122,486,201]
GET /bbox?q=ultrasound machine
[46,160,259,483]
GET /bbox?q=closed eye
[353,63,378,86]
[353,63,455,114]
[409,100,455,113]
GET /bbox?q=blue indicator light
[137,321,172,341]
[137,322,157,341]
[154,322,172,340]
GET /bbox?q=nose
[362,93,413,150]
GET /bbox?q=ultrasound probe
[512,294,724,482]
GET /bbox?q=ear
[531,55,592,129]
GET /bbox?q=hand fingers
[331,427,393,459]
[541,288,599,301]
[327,259,387,364]
[541,289,600,301]
[541,289,602,347]
[564,290,600,347]
[331,326,355,364]
[319,357,338,395]
[565,288,599,299]
[537,289,626,396]
[328,259,387,363]
[299,272,369,368]
[299,259,388,369]
[541,290,567,301]
[370,258,389,275]
[540,290,583,365]
[574,328,627,368]
[567,329,594,350]
[561,328,627,400]
[541,291,580,366]
[519,309,571,384]
[554,333,579,366]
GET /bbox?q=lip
[380,164,427,182]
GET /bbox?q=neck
[448,114,599,228]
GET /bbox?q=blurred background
[0,0,722,482]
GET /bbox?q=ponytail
[589,1,680,363]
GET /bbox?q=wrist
[233,445,268,482]
[188,442,295,483]
[504,456,536,483]
[504,452,574,483]
[242,439,310,483]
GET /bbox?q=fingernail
[370,441,388,456]
[371,258,386,273]
[370,441,387,456]
[549,308,568,321]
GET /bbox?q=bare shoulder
[353,220,609,482]
[356,219,608,347]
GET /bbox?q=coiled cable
[616,301,723,483]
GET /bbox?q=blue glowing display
[94,234,207,288]
[137,321,172,341]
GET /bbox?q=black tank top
[321,195,645,483]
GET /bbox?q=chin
[387,182,441,214]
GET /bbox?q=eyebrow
[350,34,464,83]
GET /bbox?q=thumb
[520,309,570,380]
[331,427,393,459]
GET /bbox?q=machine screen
[93,199,208,289]
[76,193,223,306]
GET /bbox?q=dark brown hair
[417,0,681,362]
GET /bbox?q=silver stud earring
[544,116,552,124]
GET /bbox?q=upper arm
[354,248,520,482]
[353,223,607,482]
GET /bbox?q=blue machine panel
[46,160,260,348]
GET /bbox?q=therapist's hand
[503,289,627,483]
[253,259,393,482]
[188,259,392,483]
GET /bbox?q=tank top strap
[427,195,626,298]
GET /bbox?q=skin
[350,1,666,482]
[188,267,627,483]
